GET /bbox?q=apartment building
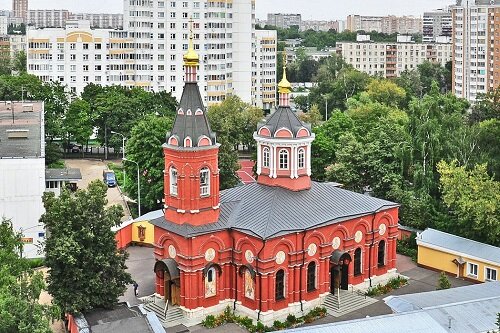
[423,8,452,43]
[301,20,345,32]
[253,29,277,110]
[0,15,8,35]
[452,0,500,101]
[337,37,452,78]
[28,10,70,28]
[267,13,301,29]
[69,13,124,29]
[12,0,28,22]
[27,1,276,109]
[346,15,423,34]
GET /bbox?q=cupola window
[200,167,210,196]
[170,167,178,196]
[279,149,289,170]
[263,147,270,168]
[298,148,305,169]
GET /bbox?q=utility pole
[104,123,108,160]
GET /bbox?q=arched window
[298,148,305,169]
[354,248,362,276]
[275,269,285,300]
[378,240,385,267]
[279,149,289,169]
[263,147,270,168]
[200,167,210,196]
[307,261,316,292]
[170,167,178,196]
[205,267,216,297]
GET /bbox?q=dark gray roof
[168,83,216,147]
[45,168,82,181]
[417,228,500,264]
[0,101,44,158]
[257,106,311,137]
[150,182,398,240]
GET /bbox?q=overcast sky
[0,0,454,20]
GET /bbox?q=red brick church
[149,33,399,324]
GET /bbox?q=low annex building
[417,228,500,282]
[121,33,400,326]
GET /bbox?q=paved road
[119,246,156,306]
[64,159,132,221]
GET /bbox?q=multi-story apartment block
[423,8,453,43]
[267,13,301,29]
[12,0,28,22]
[28,10,70,28]
[337,37,452,78]
[0,15,8,35]
[301,20,345,32]
[452,0,500,101]
[347,15,423,34]
[27,1,276,109]
[253,29,276,110]
[69,13,124,29]
[9,34,26,57]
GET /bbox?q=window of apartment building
[170,33,176,39]
[70,43,76,50]
[170,1,176,7]
[170,22,175,29]
[158,44,165,50]
[95,54,101,60]
[158,75,164,81]
[182,23,188,29]
[70,54,76,61]
[70,76,76,82]
[170,65,176,71]
[95,65,101,71]
[83,76,89,82]
[158,1,164,7]
[158,12,164,18]
[83,65,89,71]
[83,54,89,61]
[467,262,478,278]
[170,75,176,81]
[193,2,200,8]
[170,54,176,60]
[95,76,101,82]
[83,43,89,50]
[158,65,165,71]
[57,43,64,49]
[182,12,188,18]
[158,54,164,60]
[57,65,64,71]
[95,43,102,50]
[170,86,175,92]
[170,44,176,50]
[193,12,199,19]
[158,23,165,29]
[170,12,176,18]
[182,1,188,7]
[485,268,497,281]
[69,65,76,72]
[57,54,64,60]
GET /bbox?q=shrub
[255,321,266,333]
[273,320,284,330]
[286,314,297,324]
[202,315,216,328]
[437,271,451,290]
[27,258,45,269]
[239,316,253,330]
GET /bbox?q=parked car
[66,143,83,153]
[103,170,117,187]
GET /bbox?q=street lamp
[111,131,126,188]
[123,158,141,217]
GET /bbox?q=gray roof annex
[150,181,399,240]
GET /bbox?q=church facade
[149,34,399,325]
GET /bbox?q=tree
[437,271,451,290]
[470,86,500,123]
[12,50,27,73]
[40,181,132,314]
[64,98,93,150]
[0,218,59,332]
[437,160,500,246]
[365,79,406,107]
[299,104,322,127]
[125,114,174,212]
[417,61,449,94]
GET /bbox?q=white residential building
[0,15,8,35]
[452,0,500,101]
[9,34,26,57]
[267,13,301,29]
[0,101,45,258]
[346,15,422,34]
[69,13,124,29]
[27,1,276,109]
[423,8,452,43]
[337,39,452,78]
[28,9,70,28]
[253,29,276,110]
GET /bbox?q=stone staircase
[323,289,378,317]
[142,297,185,328]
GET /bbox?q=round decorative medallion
[379,223,387,236]
[168,245,177,259]
[245,250,254,263]
[354,231,363,243]
[275,251,286,265]
[332,237,341,250]
[307,243,317,256]
[205,248,216,262]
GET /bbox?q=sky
[0,0,454,20]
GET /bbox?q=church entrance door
[330,264,349,294]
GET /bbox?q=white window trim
[485,266,497,282]
[467,262,478,278]
[200,168,210,197]
[263,147,270,168]
[298,148,305,169]
[170,167,178,196]
[279,149,289,170]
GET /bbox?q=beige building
[337,38,452,78]
[346,15,422,35]
[452,0,500,102]
[253,29,277,110]
[12,0,28,22]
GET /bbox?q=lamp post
[19,224,43,258]
[111,131,126,188]
[123,158,141,217]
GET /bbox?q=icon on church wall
[205,267,216,298]
[244,269,255,300]
[137,225,146,242]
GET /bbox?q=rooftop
[151,181,398,240]
[0,101,44,159]
[45,168,82,181]
[417,228,500,265]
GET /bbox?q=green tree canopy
[0,218,59,332]
[125,114,174,212]
[40,181,132,314]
